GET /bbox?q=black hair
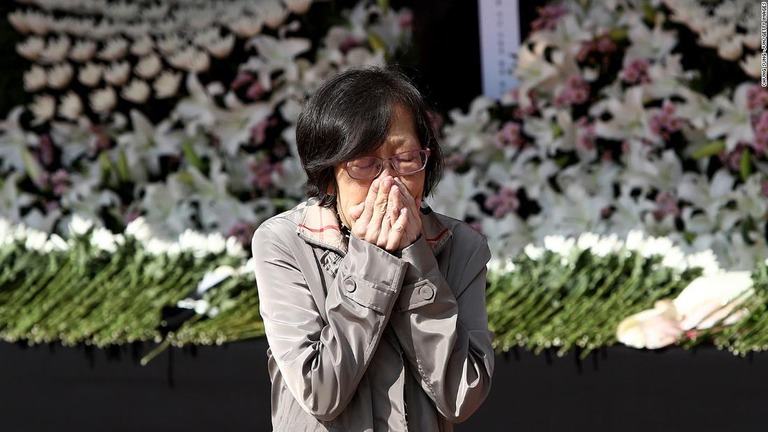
[295,66,444,207]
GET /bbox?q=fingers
[347,202,365,224]
[351,177,381,238]
[366,177,392,243]
[385,208,408,251]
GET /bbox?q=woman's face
[334,103,426,228]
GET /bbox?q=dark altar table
[2,338,767,431]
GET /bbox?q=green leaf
[21,148,43,187]
[376,0,389,13]
[740,148,752,181]
[691,140,725,159]
[182,139,206,172]
[368,32,386,53]
[117,151,131,183]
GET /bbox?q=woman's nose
[379,159,397,177]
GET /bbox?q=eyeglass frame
[343,148,431,180]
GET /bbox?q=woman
[252,66,494,431]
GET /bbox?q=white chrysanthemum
[58,92,83,121]
[125,216,152,242]
[717,35,743,61]
[104,61,131,86]
[78,62,103,87]
[56,17,93,37]
[47,63,74,89]
[9,10,54,35]
[153,70,182,99]
[739,53,761,78]
[168,46,210,72]
[284,0,313,14]
[134,54,162,79]
[227,15,263,38]
[142,3,169,21]
[40,35,71,64]
[24,227,50,252]
[121,79,151,103]
[103,1,140,22]
[202,34,235,58]
[67,214,94,236]
[157,34,182,55]
[68,39,97,62]
[24,66,47,91]
[89,86,117,114]
[46,233,69,252]
[258,0,288,29]
[697,23,735,48]
[193,28,221,47]
[130,35,155,57]
[29,94,56,126]
[90,226,125,253]
[98,37,129,61]
[16,36,46,61]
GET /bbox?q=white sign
[477,0,521,99]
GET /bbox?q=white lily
[514,42,558,107]
[428,169,484,220]
[592,86,657,144]
[0,107,40,172]
[441,97,495,153]
[243,35,311,88]
[706,83,756,151]
[625,15,677,61]
[115,110,183,178]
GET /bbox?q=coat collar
[296,199,452,256]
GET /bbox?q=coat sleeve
[252,218,407,421]
[389,227,494,423]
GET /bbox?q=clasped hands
[347,176,422,253]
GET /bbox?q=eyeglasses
[344,149,431,180]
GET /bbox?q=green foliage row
[1,237,767,362]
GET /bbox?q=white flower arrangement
[434,0,768,271]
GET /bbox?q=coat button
[344,278,356,293]
[419,285,434,300]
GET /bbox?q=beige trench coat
[251,200,494,431]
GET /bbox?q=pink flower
[250,118,277,146]
[576,118,596,151]
[554,75,590,106]
[620,59,651,84]
[246,81,266,100]
[398,10,413,29]
[249,158,276,189]
[747,85,768,110]
[485,187,519,218]
[751,111,768,154]
[650,101,683,141]
[652,192,680,221]
[530,5,568,33]
[494,122,523,148]
[230,71,254,90]
[226,220,257,248]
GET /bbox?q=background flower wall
[1,0,766,271]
